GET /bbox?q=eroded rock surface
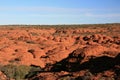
[0,24,120,80]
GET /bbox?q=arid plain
[0,24,120,80]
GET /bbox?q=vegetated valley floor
[0,24,120,80]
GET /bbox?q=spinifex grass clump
[0,64,42,80]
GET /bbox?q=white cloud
[28,14,82,17]
[0,6,119,12]
[0,13,83,19]
[0,6,95,12]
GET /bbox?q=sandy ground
[0,24,120,80]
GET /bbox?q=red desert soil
[0,24,120,80]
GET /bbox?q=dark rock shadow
[50,53,120,74]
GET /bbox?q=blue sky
[0,0,120,25]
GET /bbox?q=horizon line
[0,23,120,26]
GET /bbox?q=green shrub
[0,64,31,80]
[25,65,42,78]
[15,65,31,80]
[0,64,16,79]
[0,64,42,80]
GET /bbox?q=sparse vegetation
[0,64,42,80]
[26,65,42,78]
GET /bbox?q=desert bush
[0,64,43,80]
[25,65,42,78]
[15,65,31,80]
[0,64,16,79]
[0,64,31,80]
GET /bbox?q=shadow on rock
[50,52,120,74]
